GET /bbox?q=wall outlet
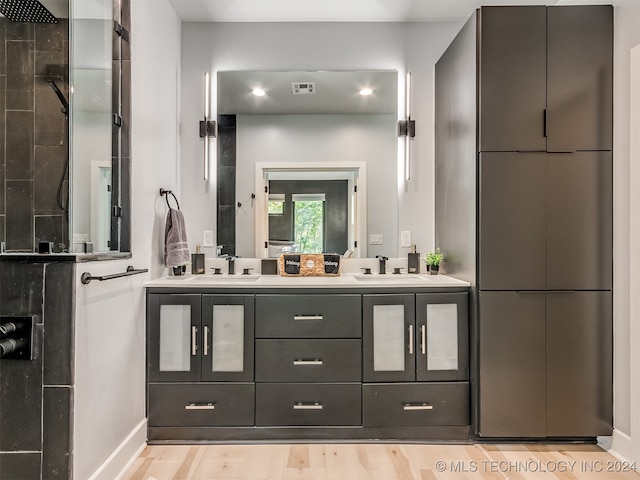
[203,230,214,247]
[369,234,384,245]
[400,230,412,248]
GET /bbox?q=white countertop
[145,272,469,289]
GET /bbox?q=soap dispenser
[408,245,420,274]
[191,245,205,274]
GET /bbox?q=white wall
[608,0,640,463]
[72,1,181,478]
[235,114,397,258]
[630,42,640,466]
[180,21,463,258]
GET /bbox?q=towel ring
[159,188,180,210]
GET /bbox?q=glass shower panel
[159,304,191,372]
[211,305,244,372]
[427,303,458,370]
[373,304,406,372]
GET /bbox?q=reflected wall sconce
[199,72,216,181]
[398,72,415,181]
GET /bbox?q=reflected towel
[164,208,190,267]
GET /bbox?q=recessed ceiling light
[359,88,373,96]
[252,87,266,97]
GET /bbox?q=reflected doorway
[255,162,367,258]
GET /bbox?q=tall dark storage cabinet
[435,5,613,438]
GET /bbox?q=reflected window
[293,193,325,253]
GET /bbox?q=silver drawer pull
[293,315,323,321]
[408,324,414,354]
[293,402,323,410]
[293,359,323,365]
[403,403,433,411]
[185,403,215,410]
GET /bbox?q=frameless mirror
[70,0,130,254]
[71,0,112,252]
[217,70,399,259]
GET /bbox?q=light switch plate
[400,230,412,248]
[203,230,214,247]
[369,234,384,245]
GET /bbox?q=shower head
[47,80,68,116]
[0,0,57,23]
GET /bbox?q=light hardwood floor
[123,443,640,480]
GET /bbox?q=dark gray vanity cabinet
[362,293,469,428]
[148,294,254,382]
[147,293,255,429]
[478,5,613,153]
[254,294,362,427]
[146,287,470,441]
[479,291,613,438]
[363,293,468,382]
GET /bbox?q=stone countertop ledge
[145,272,469,288]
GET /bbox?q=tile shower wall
[0,19,69,252]
[0,259,74,480]
[217,114,236,256]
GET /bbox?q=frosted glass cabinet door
[202,295,254,382]
[416,293,468,381]
[363,295,415,382]
[148,294,201,382]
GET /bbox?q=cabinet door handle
[516,290,575,294]
[185,403,215,410]
[420,324,426,355]
[408,324,414,354]
[293,315,323,321]
[293,359,323,365]
[293,402,323,410]
[191,326,197,356]
[203,325,209,356]
[403,403,433,411]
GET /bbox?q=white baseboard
[602,429,633,463]
[88,419,148,480]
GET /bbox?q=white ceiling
[169,0,560,23]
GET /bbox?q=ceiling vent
[291,82,316,95]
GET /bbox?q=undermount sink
[189,275,260,281]
[354,274,430,282]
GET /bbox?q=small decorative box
[279,253,341,276]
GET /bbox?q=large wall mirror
[217,70,399,259]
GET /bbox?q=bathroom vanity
[145,273,470,442]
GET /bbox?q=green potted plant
[425,248,444,275]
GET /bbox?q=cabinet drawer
[256,383,361,426]
[255,295,361,338]
[255,339,361,382]
[363,382,469,427]
[148,383,254,427]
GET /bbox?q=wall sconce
[398,72,415,181]
[199,72,216,181]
